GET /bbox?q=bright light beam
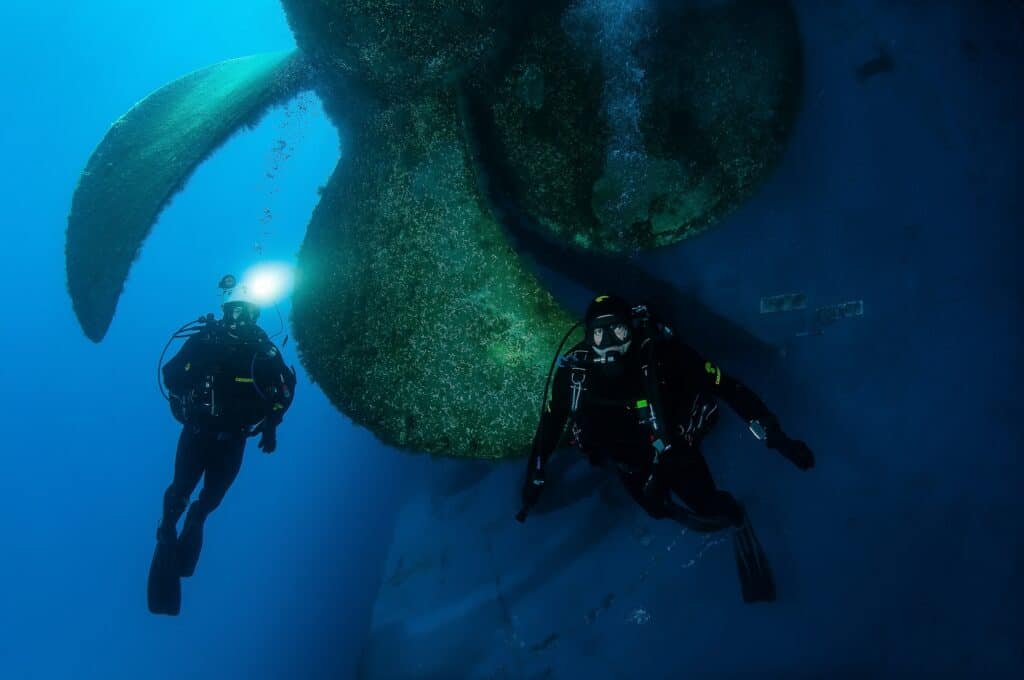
[241,262,295,306]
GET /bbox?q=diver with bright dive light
[517,294,814,603]
[148,274,297,616]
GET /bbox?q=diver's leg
[665,446,744,527]
[178,433,245,576]
[192,433,245,516]
[150,427,206,615]
[666,447,775,602]
[159,427,206,541]
[617,467,669,519]
[612,449,720,526]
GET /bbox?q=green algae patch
[281,0,537,100]
[292,93,571,458]
[635,0,803,241]
[66,51,308,341]
[471,0,803,253]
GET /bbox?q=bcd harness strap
[567,350,588,411]
[564,349,589,448]
[561,326,676,463]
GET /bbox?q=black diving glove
[517,468,546,523]
[258,426,277,454]
[642,467,667,502]
[755,416,814,470]
[772,437,815,470]
[642,440,673,502]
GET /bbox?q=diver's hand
[517,469,545,522]
[258,427,277,454]
[757,416,814,471]
[770,435,815,470]
[642,469,671,502]
[521,471,545,506]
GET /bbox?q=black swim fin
[667,502,733,533]
[732,516,776,603]
[148,531,182,616]
[177,507,204,578]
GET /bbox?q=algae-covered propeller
[65,0,802,459]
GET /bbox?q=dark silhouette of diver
[148,276,296,616]
[517,294,814,602]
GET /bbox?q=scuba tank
[158,314,216,425]
[158,313,291,428]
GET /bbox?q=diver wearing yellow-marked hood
[517,293,816,604]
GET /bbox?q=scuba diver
[148,275,296,616]
[517,294,814,603]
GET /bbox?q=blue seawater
[0,1,1020,678]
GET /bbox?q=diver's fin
[667,502,733,533]
[177,508,204,578]
[732,517,776,603]
[147,538,182,616]
[67,50,310,342]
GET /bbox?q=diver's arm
[529,363,571,473]
[253,340,297,453]
[672,341,814,470]
[704,365,816,468]
[711,371,775,426]
[662,338,774,423]
[517,365,570,522]
[262,345,296,421]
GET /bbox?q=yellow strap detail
[234,377,254,383]
[704,361,722,386]
[595,295,609,302]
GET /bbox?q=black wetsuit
[527,328,777,526]
[159,320,295,532]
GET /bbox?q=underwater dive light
[241,262,295,306]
